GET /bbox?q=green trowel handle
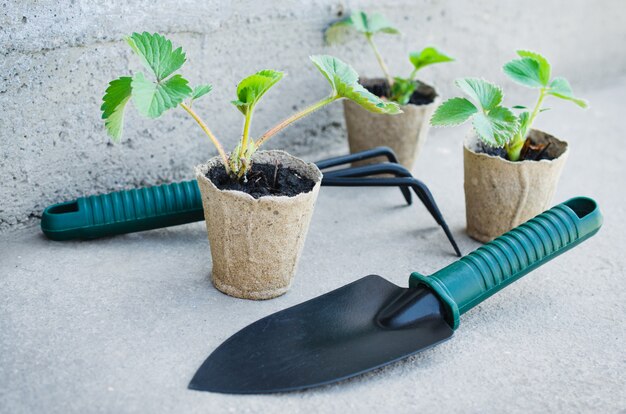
[40,180,204,240]
[410,197,603,329]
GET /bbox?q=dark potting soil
[362,79,435,106]
[475,141,509,159]
[475,137,556,161]
[206,163,316,199]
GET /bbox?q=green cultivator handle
[410,197,603,329]
[40,180,204,240]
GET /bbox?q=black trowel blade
[189,275,453,394]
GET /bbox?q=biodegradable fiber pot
[343,78,440,169]
[195,150,322,300]
[464,129,569,242]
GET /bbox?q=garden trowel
[189,197,602,394]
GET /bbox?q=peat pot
[343,78,440,169]
[464,129,569,242]
[195,150,322,300]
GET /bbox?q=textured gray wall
[2,0,625,231]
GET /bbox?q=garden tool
[188,197,601,394]
[41,147,460,256]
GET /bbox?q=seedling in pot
[325,10,454,105]
[102,32,400,180]
[430,50,588,161]
[102,32,403,300]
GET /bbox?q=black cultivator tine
[322,163,413,205]
[315,146,400,170]
[323,176,462,257]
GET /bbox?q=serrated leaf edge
[430,97,478,128]
[454,77,504,111]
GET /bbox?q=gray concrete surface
[1,77,625,413]
[2,0,626,231]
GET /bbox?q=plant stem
[365,34,394,88]
[255,95,339,148]
[505,132,525,161]
[505,88,548,161]
[240,110,253,159]
[527,88,547,129]
[180,102,230,171]
[409,68,418,81]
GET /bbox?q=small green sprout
[102,32,400,179]
[431,50,587,161]
[325,11,453,105]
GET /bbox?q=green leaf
[472,106,519,146]
[324,18,354,44]
[518,111,531,137]
[342,83,402,114]
[351,10,399,35]
[389,77,417,105]
[548,77,588,108]
[503,57,545,88]
[455,78,503,111]
[408,46,454,73]
[101,76,133,142]
[517,50,551,86]
[191,84,212,101]
[131,72,192,118]
[309,55,400,114]
[512,105,527,109]
[489,106,519,138]
[472,113,496,146]
[310,54,358,90]
[325,10,399,42]
[125,32,186,81]
[430,97,477,126]
[231,70,284,114]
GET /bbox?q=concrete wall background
[1,0,625,231]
